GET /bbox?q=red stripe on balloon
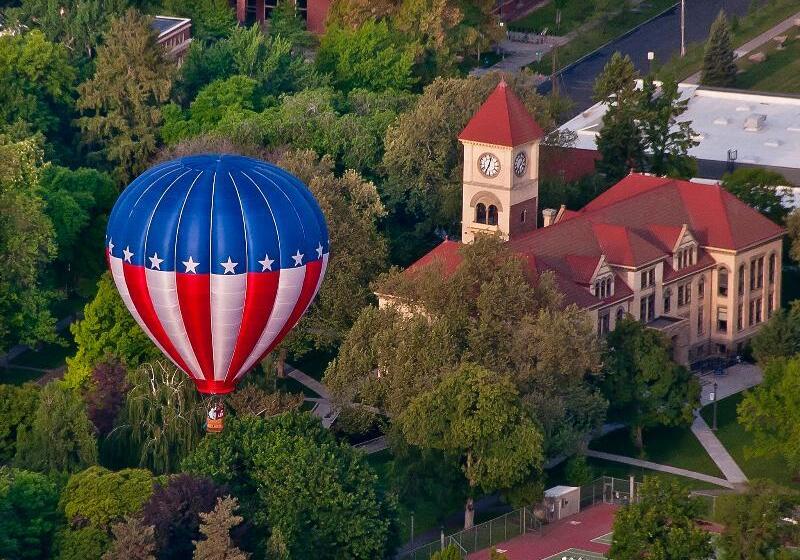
[254,259,323,366]
[225,270,280,383]
[175,272,214,382]
[123,264,192,375]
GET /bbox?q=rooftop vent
[743,113,766,132]
[787,124,800,132]
[764,138,782,147]
[713,117,730,125]
[736,105,752,112]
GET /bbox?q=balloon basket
[205,398,225,434]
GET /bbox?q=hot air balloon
[105,155,329,430]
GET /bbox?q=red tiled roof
[458,80,545,147]
[591,223,663,267]
[564,255,601,284]
[647,224,684,252]
[404,239,462,277]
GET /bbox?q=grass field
[735,35,800,93]
[511,0,626,35]
[589,425,724,478]
[700,393,800,489]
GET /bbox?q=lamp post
[647,51,655,75]
[711,381,719,431]
[680,0,686,57]
[410,513,414,548]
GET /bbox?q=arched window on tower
[488,205,498,226]
[475,203,487,224]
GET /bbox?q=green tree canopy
[399,362,544,528]
[721,167,790,223]
[269,0,312,48]
[77,9,173,183]
[750,300,800,365]
[161,0,236,42]
[14,381,97,474]
[701,10,737,88]
[609,477,712,560]
[602,317,700,451]
[182,412,398,558]
[192,496,249,560]
[317,20,416,92]
[0,467,62,560]
[738,356,800,477]
[788,209,800,264]
[0,383,40,463]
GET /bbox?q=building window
[769,253,776,285]
[677,282,691,307]
[737,303,743,331]
[475,203,486,224]
[663,288,671,314]
[487,205,499,226]
[698,275,705,299]
[521,209,527,223]
[756,257,764,289]
[640,293,655,322]
[718,268,728,297]
[594,277,613,299]
[616,307,625,322]
[755,297,763,324]
[640,268,655,289]
[767,292,774,318]
[717,307,728,333]
[677,246,694,269]
[598,312,610,335]
[698,307,704,335]
[739,264,746,296]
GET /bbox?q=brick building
[232,0,331,34]
[382,81,785,365]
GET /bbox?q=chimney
[542,208,557,227]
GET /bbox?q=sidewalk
[691,414,748,485]
[684,10,800,83]
[285,364,339,428]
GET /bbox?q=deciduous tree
[721,167,790,223]
[161,0,236,42]
[399,363,543,528]
[103,516,157,560]
[787,209,800,264]
[193,496,249,560]
[0,467,61,560]
[84,359,129,437]
[701,10,737,88]
[269,0,312,47]
[77,9,173,183]
[609,477,712,560]
[0,383,39,462]
[750,300,800,365]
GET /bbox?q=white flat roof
[544,485,579,497]
[559,83,800,170]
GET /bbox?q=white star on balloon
[221,256,238,274]
[258,254,274,271]
[292,250,304,267]
[316,243,323,258]
[149,252,164,270]
[123,246,134,263]
[108,239,115,255]
[182,256,199,273]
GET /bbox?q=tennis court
[541,549,607,560]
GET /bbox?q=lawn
[0,367,42,386]
[656,0,800,81]
[10,340,75,370]
[511,0,626,35]
[700,393,800,489]
[589,425,724,478]
[735,35,800,94]
[291,348,336,381]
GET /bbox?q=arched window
[616,307,625,321]
[475,203,487,224]
[718,267,728,297]
[488,205,498,226]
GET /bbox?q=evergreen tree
[269,0,312,47]
[701,10,737,88]
[103,517,157,560]
[77,9,173,184]
[192,496,249,560]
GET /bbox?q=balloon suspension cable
[205,394,225,434]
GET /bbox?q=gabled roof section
[404,239,462,278]
[647,224,685,252]
[592,223,663,267]
[582,174,673,213]
[458,80,545,147]
[565,254,602,284]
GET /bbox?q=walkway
[584,449,735,489]
[684,9,800,83]
[691,415,748,485]
[285,364,339,428]
[470,38,563,77]
[696,363,762,407]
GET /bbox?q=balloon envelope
[105,154,329,394]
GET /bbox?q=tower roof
[458,80,545,147]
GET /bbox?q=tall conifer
[701,10,737,87]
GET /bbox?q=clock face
[514,152,527,176]
[478,153,500,178]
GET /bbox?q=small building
[152,16,192,61]
[556,83,800,188]
[544,486,581,521]
[232,0,331,34]
[380,81,785,365]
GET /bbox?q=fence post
[440,527,445,550]
[629,476,635,503]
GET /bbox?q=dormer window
[593,276,614,298]
[675,244,696,270]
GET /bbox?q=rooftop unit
[743,113,766,132]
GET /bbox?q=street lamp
[680,0,686,57]
[710,381,719,431]
[647,51,655,75]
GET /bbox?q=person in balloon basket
[206,402,225,433]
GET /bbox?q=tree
[392,0,463,82]
[399,363,544,528]
[593,51,639,103]
[103,516,156,560]
[0,136,58,354]
[317,21,416,92]
[182,413,397,558]
[269,0,312,48]
[54,526,109,560]
[609,477,712,560]
[161,0,236,42]
[59,466,154,531]
[637,77,698,178]
[114,361,204,474]
[701,10,737,88]
[602,318,700,451]
[326,0,397,29]
[787,209,800,264]
[750,300,800,365]
[226,384,304,418]
[721,167,790,223]
[430,546,461,560]
[738,356,800,478]
[142,474,227,560]
[716,480,800,560]
[0,383,40,462]
[85,360,130,437]
[14,381,97,474]
[77,9,173,183]
[0,30,76,145]
[65,272,160,389]
[0,467,61,560]
[193,496,249,560]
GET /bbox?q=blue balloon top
[106,154,329,275]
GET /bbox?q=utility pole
[680,0,686,57]
[551,44,559,97]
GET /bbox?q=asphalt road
[538,0,766,113]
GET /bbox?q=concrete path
[696,363,762,406]
[691,414,748,485]
[470,38,561,76]
[354,436,389,454]
[685,10,800,83]
[285,364,340,428]
[585,449,735,488]
[285,364,330,399]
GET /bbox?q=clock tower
[458,80,543,243]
